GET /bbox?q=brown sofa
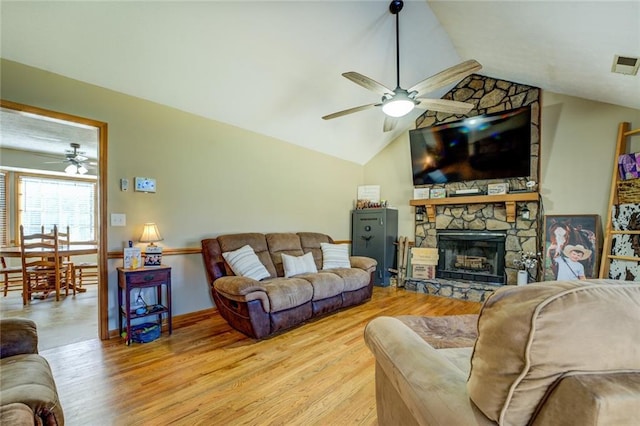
[365,279,640,425]
[0,318,64,425]
[202,232,377,339]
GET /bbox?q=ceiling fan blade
[383,116,398,133]
[408,59,482,96]
[342,72,394,96]
[322,103,379,120]
[414,99,475,114]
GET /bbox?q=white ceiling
[1,1,638,165]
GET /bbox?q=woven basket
[130,323,161,343]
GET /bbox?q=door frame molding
[1,99,109,340]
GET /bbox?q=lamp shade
[139,223,163,244]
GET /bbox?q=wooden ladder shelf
[599,122,640,278]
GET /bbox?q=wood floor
[41,287,481,425]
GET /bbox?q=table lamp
[139,223,163,248]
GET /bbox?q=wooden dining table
[0,244,98,301]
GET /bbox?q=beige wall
[1,59,364,325]
[364,92,640,240]
[540,93,640,217]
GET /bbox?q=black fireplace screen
[436,231,506,284]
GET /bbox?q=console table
[118,266,172,345]
[410,192,539,223]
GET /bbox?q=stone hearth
[405,278,498,302]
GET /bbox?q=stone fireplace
[437,230,506,284]
[413,198,541,286]
[405,73,543,301]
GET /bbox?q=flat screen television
[409,106,531,185]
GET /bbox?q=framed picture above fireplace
[543,215,602,281]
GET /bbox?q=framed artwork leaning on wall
[543,214,602,281]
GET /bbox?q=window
[19,174,96,242]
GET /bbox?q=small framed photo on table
[123,247,142,269]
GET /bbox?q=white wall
[364,92,640,241]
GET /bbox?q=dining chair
[20,225,74,304]
[55,225,76,288]
[63,227,98,290]
[0,256,23,297]
[74,261,98,288]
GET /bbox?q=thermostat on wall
[134,177,156,193]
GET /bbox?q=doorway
[0,99,109,341]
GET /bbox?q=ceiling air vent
[611,55,639,75]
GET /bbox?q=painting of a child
[543,215,602,281]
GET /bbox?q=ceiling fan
[322,0,482,132]
[47,143,93,175]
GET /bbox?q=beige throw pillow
[222,244,270,281]
[281,252,318,277]
[320,242,351,269]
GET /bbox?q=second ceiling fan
[322,0,482,132]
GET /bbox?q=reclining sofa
[365,279,640,425]
[202,232,377,339]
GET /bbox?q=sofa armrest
[350,256,377,273]
[364,316,493,426]
[214,276,267,297]
[0,318,38,358]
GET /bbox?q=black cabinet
[351,208,398,286]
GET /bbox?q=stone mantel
[410,192,540,223]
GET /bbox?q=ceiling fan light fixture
[382,93,415,117]
[65,164,78,175]
[77,165,88,175]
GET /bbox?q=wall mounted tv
[410,106,532,185]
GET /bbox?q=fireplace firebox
[436,231,506,284]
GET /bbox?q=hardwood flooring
[41,287,481,425]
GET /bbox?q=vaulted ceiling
[1,1,638,165]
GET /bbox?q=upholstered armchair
[0,318,64,425]
[365,279,640,425]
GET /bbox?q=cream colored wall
[540,93,640,218]
[362,132,414,238]
[1,59,364,327]
[364,92,640,242]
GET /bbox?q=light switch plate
[120,178,129,191]
[111,213,126,227]
[134,177,156,193]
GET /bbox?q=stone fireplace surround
[408,74,543,300]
